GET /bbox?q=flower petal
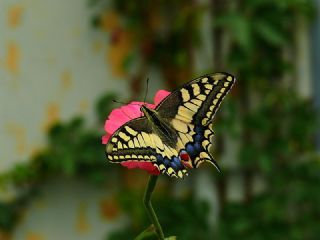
[154,90,171,106]
[104,120,121,135]
[120,161,160,175]
[102,134,110,144]
[108,108,130,127]
[121,102,143,119]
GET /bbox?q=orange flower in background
[100,10,133,77]
[106,28,132,77]
[7,5,23,28]
[5,42,20,74]
[100,11,120,32]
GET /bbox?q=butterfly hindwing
[106,117,157,162]
[106,116,188,178]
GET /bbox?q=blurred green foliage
[109,191,212,240]
[238,91,317,170]
[217,159,320,240]
[90,0,319,239]
[0,202,19,232]
[0,93,117,233]
[1,117,105,187]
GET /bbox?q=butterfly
[106,72,235,178]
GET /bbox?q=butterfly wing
[105,117,188,178]
[156,72,235,169]
[106,117,155,161]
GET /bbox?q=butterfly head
[140,104,147,112]
[140,104,156,118]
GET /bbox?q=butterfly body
[106,72,235,178]
[140,105,178,149]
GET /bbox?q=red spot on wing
[180,152,189,161]
[180,151,192,168]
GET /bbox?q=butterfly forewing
[156,73,235,125]
[156,72,235,168]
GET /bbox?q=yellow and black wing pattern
[106,72,235,178]
[156,72,235,170]
[106,116,189,178]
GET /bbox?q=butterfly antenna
[112,100,141,107]
[143,78,149,104]
[112,100,128,105]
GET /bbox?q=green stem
[134,225,157,240]
[143,175,165,240]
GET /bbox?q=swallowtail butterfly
[106,72,235,178]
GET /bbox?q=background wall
[0,1,129,239]
[0,0,128,172]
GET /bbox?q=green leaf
[0,202,19,231]
[254,20,287,46]
[215,13,252,51]
[95,92,117,123]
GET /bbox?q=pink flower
[102,90,171,175]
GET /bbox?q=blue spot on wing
[171,162,178,170]
[172,157,180,164]
[154,123,211,174]
[194,142,202,151]
[163,158,170,167]
[194,133,203,142]
[186,143,197,159]
[156,155,163,163]
[172,157,183,169]
[184,124,208,162]
[195,125,204,133]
